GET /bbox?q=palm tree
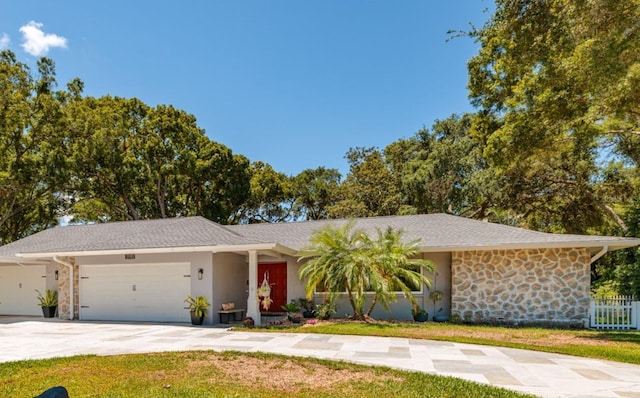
[365,227,433,317]
[298,221,369,319]
[298,222,433,320]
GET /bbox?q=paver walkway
[1,318,640,397]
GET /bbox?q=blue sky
[2,1,491,176]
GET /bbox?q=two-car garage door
[79,263,191,323]
[0,265,46,316]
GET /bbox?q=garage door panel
[0,265,46,316]
[79,263,191,322]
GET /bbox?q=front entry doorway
[257,263,287,312]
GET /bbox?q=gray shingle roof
[226,213,640,252]
[0,213,637,259]
[0,216,262,257]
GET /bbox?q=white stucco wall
[423,252,452,318]
[45,262,58,292]
[212,252,248,321]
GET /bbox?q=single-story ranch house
[0,214,638,326]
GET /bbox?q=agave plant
[35,289,58,307]
[184,295,211,318]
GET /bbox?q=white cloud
[19,21,67,56]
[0,33,9,49]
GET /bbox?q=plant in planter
[242,317,255,328]
[184,295,211,325]
[281,301,302,323]
[35,289,58,318]
[428,290,448,322]
[412,305,428,322]
[297,298,315,318]
[313,301,336,320]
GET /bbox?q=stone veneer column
[451,248,590,326]
[57,257,79,320]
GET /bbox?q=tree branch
[605,129,640,136]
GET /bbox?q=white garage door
[79,263,191,322]
[0,265,46,316]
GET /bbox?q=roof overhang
[16,242,297,259]
[10,238,639,261]
[0,256,50,265]
[417,239,640,253]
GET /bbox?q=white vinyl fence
[590,296,639,330]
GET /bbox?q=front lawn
[257,320,640,365]
[0,351,531,398]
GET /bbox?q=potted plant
[184,295,211,325]
[281,301,302,323]
[242,317,255,328]
[36,289,58,318]
[313,301,336,320]
[298,298,315,318]
[429,290,448,322]
[412,305,428,322]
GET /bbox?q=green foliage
[328,147,402,218]
[412,306,427,316]
[465,0,640,233]
[297,297,314,312]
[281,301,301,313]
[238,161,295,223]
[298,223,432,320]
[184,295,211,318]
[386,114,494,218]
[67,97,251,223]
[314,302,337,320]
[0,51,70,244]
[292,167,341,220]
[35,289,58,307]
[429,290,444,304]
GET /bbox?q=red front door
[257,263,287,313]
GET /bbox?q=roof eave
[0,256,50,265]
[16,242,289,259]
[418,239,640,253]
[13,238,639,259]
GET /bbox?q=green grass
[0,351,532,398]
[256,321,640,365]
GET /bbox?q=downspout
[53,256,74,320]
[590,246,608,264]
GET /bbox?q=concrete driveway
[2,317,640,398]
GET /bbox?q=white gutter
[590,246,609,264]
[53,256,74,320]
[416,239,640,253]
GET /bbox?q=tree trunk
[157,177,167,218]
[365,294,378,317]
[597,200,628,234]
[345,287,362,320]
[122,195,139,220]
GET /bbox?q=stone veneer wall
[451,248,590,326]
[57,257,79,320]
